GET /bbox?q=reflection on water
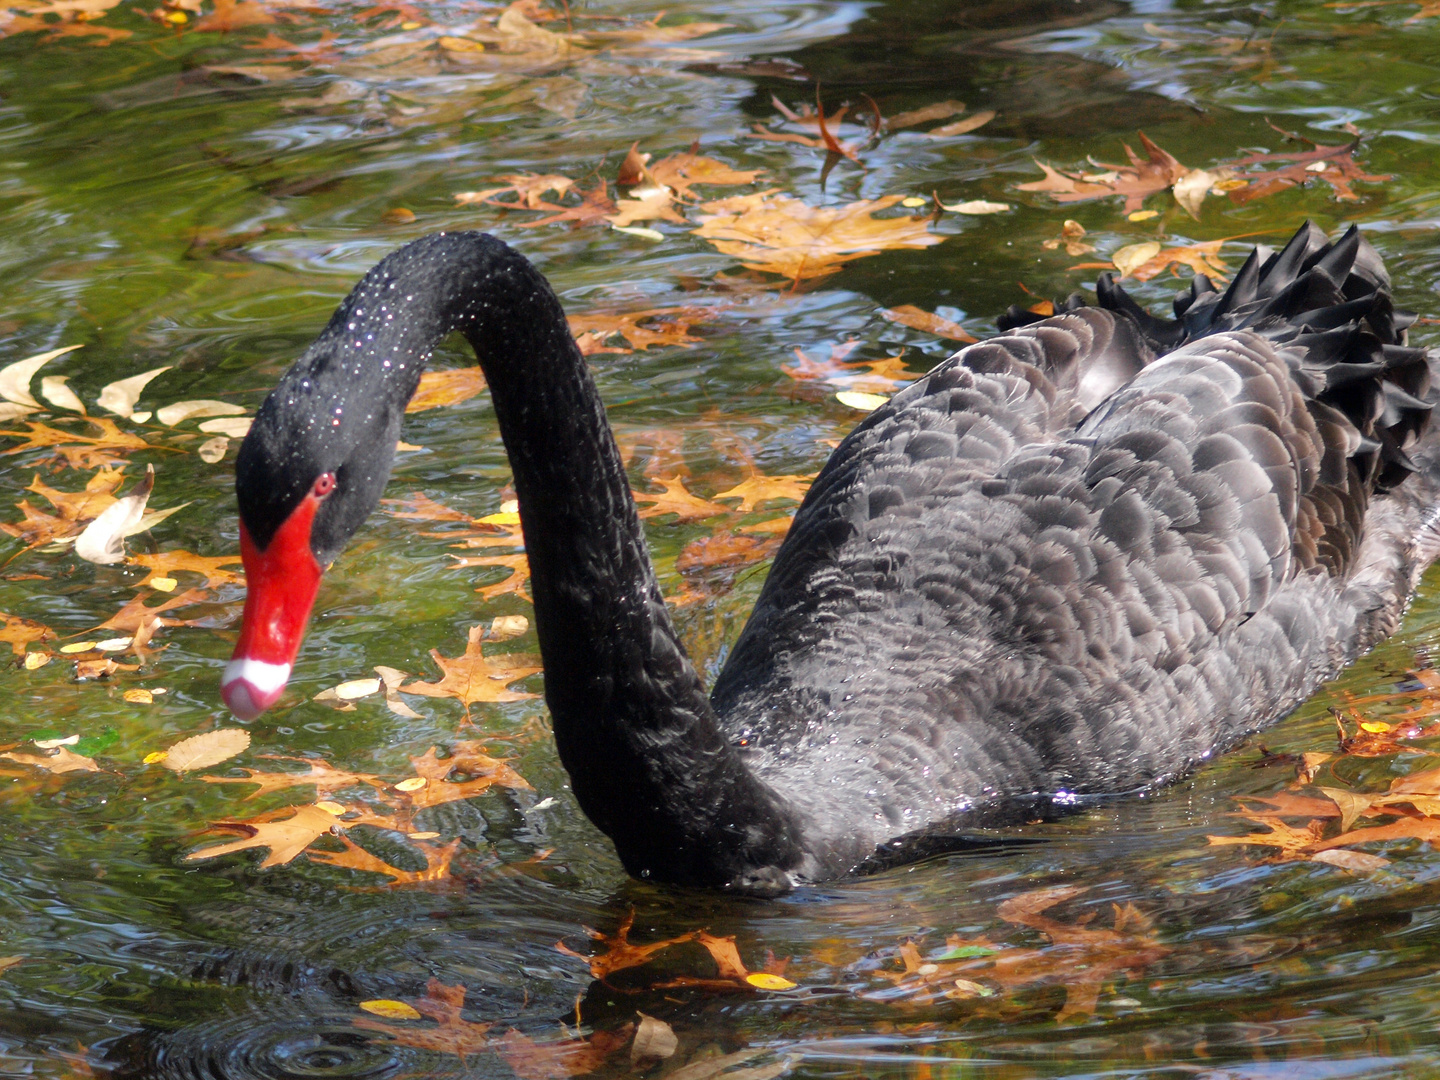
[1,0,1440,1077]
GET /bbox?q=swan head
[224,331,412,720]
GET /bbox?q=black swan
[221,223,1440,895]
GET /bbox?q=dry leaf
[0,747,100,774]
[407,367,487,413]
[96,366,170,418]
[692,192,942,281]
[154,399,246,426]
[0,345,83,414]
[634,475,728,522]
[162,728,251,772]
[74,465,155,565]
[401,626,541,707]
[185,803,344,868]
[881,305,977,343]
[714,474,813,511]
[631,1013,677,1062]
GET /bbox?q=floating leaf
[0,345,82,412]
[881,305,977,343]
[1110,241,1163,277]
[154,400,246,426]
[74,465,155,565]
[941,198,1009,214]
[360,1000,423,1020]
[186,803,344,868]
[407,367,487,414]
[97,366,170,418]
[0,747,100,774]
[835,391,889,412]
[40,376,85,414]
[631,1013,678,1061]
[693,192,943,281]
[161,728,251,773]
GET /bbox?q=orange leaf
[400,625,541,706]
[407,367,487,413]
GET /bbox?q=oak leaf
[354,979,492,1060]
[495,1026,632,1080]
[306,832,461,884]
[398,742,531,809]
[129,549,244,589]
[713,474,813,511]
[556,911,697,980]
[454,173,574,209]
[1221,131,1390,204]
[0,611,51,655]
[0,418,149,470]
[1018,132,1188,214]
[633,475,728,522]
[400,625,542,706]
[568,307,713,355]
[185,803,344,868]
[201,756,387,798]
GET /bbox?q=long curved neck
[349,233,804,890]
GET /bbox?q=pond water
[4,0,1440,1076]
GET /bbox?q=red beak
[222,492,325,721]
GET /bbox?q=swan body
[224,224,1440,894]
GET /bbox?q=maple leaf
[692,192,943,282]
[307,832,461,884]
[568,307,713,355]
[1017,132,1188,214]
[355,979,493,1059]
[401,625,542,707]
[201,755,388,799]
[0,611,51,655]
[556,911,698,980]
[1220,128,1390,204]
[128,549,244,589]
[406,366,487,413]
[881,305,977,343]
[186,803,345,867]
[713,473,813,511]
[633,475,728,523]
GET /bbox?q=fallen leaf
[0,417,149,469]
[634,475,729,522]
[307,832,461,884]
[941,198,1008,214]
[569,306,713,355]
[406,367,486,413]
[96,366,170,419]
[1018,132,1188,214]
[201,756,388,798]
[185,803,344,868]
[692,191,943,281]
[354,978,493,1059]
[154,399,246,426]
[1221,130,1390,204]
[454,173,574,209]
[0,345,83,414]
[360,1000,422,1020]
[1110,241,1163,277]
[0,612,50,655]
[74,465,156,565]
[881,305,977,343]
[398,742,531,808]
[714,474,813,511]
[161,728,251,772]
[885,99,966,130]
[631,1013,677,1061]
[495,1027,632,1080]
[0,747,100,774]
[401,626,541,707]
[129,549,244,589]
[557,912,697,980]
[1042,219,1094,256]
[928,110,996,137]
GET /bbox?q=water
[3,0,1440,1076]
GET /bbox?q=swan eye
[312,473,337,499]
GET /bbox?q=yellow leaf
[123,689,153,704]
[395,777,428,792]
[359,999,422,1020]
[314,800,348,815]
[144,751,168,764]
[745,972,798,990]
[1128,210,1159,221]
